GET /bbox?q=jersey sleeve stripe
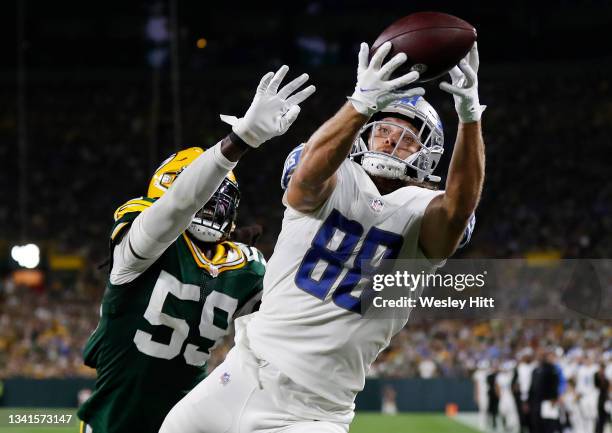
[113,198,154,221]
[128,238,149,261]
[110,221,130,242]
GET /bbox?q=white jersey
[473,369,489,409]
[247,159,442,409]
[561,360,578,383]
[576,363,599,421]
[497,370,519,429]
[517,361,536,401]
[576,363,598,396]
[496,371,515,406]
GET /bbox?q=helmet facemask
[350,96,444,184]
[187,178,240,243]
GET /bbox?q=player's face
[369,117,421,160]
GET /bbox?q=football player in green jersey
[77,65,315,433]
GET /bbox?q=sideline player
[77,66,315,433]
[498,360,520,432]
[474,360,490,431]
[161,41,485,433]
[576,351,600,433]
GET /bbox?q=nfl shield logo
[220,372,230,385]
[370,198,384,213]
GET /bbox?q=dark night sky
[3,0,611,72]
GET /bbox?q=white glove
[220,65,316,148]
[439,43,486,123]
[348,41,425,117]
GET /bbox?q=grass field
[0,408,481,433]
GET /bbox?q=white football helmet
[350,95,444,183]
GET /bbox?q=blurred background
[0,0,611,431]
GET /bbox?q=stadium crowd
[0,276,98,378]
[1,277,610,380]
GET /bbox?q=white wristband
[211,141,238,171]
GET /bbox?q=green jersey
[77,198,265,433]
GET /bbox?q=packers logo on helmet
[148,147,240,243]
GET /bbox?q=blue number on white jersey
[295,209,403,314]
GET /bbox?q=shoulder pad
[113,197,156,221]
[110,197,156,244]
[235,242,267,268]
[458,213,476,249]
[281,143,305,190]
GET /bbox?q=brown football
[371,12,477,83]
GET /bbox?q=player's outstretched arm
[111,66,315,284]
[287,42,424,213]
[420,43,485,259]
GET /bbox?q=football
[371,12,477,83]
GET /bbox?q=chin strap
[360,153,442,182]
[361,153,409,180]
[360,153,441,184]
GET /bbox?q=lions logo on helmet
[149,147,240,243]
[350,95,445,183]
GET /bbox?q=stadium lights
[11,243,41,269]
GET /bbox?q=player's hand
[439,43,486,123]
[220,65,316,148]
[348,42,425,117]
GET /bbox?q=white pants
[476,395,488,430]
[160,345,350,433]
[499,393,519,431]
[577,392,598,433]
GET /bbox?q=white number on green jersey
[133,270,237,366]
[240,245,267,266]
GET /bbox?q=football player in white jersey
[497,360,520,432]
[576,352,600,433]
[161,41,485,433]
[515,347,536,432]
[473,360,491,431]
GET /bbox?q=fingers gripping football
[348,41,425,117]
[221,65,316,148]
[439,43,485,123]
